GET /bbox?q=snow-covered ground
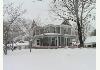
[3,48,96,70]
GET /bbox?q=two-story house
[32,20,76,48]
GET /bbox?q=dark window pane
[56,27,60,33]
[88,45,91,47]
[61,37,64,46]
[58,37,61,46]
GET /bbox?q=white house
[32,20,77,48]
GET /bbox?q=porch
[32,33,75,48]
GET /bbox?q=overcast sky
[4,0,96,28]
[4,0,62,26]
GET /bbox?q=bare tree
[29,20,37,52]
[17,17,41,52]
[24,19,36,52]
[3,21,10,55]
[50,0,95,47]
[20,18,37,52]
[3,2,26,54]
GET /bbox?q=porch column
[49,37,51,46]
[60,25,61,34]
[64,37,65,46]
[66,37,68,46]
[57,36,59,47]
[41,36,43,46]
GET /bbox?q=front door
[51,37,57,46]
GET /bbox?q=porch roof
[34,33,76,39]
[34,33,63,38]
[41,33,62,36]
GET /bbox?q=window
[64,30,66,34]
[92,44,96,48]
[56,27,60,33]
[43,37,49,46]
[37,39,40,45]
[50,26,55,33]
[67,38,70,46]
[88,45,91,47]
[44,27,49,33]
[61,27,64,34]
[61,37,64,46]
[58,37,61,46]
[68,28,71,35]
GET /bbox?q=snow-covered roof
[84,36,96,44]
[41,33,62,36]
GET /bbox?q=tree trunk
[11,41,14,51]
[77,18,84,47]
[4,43,7,55]
[29,40,32,52]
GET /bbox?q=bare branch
[83,6,95,21]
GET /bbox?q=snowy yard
[3,48,96,70]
